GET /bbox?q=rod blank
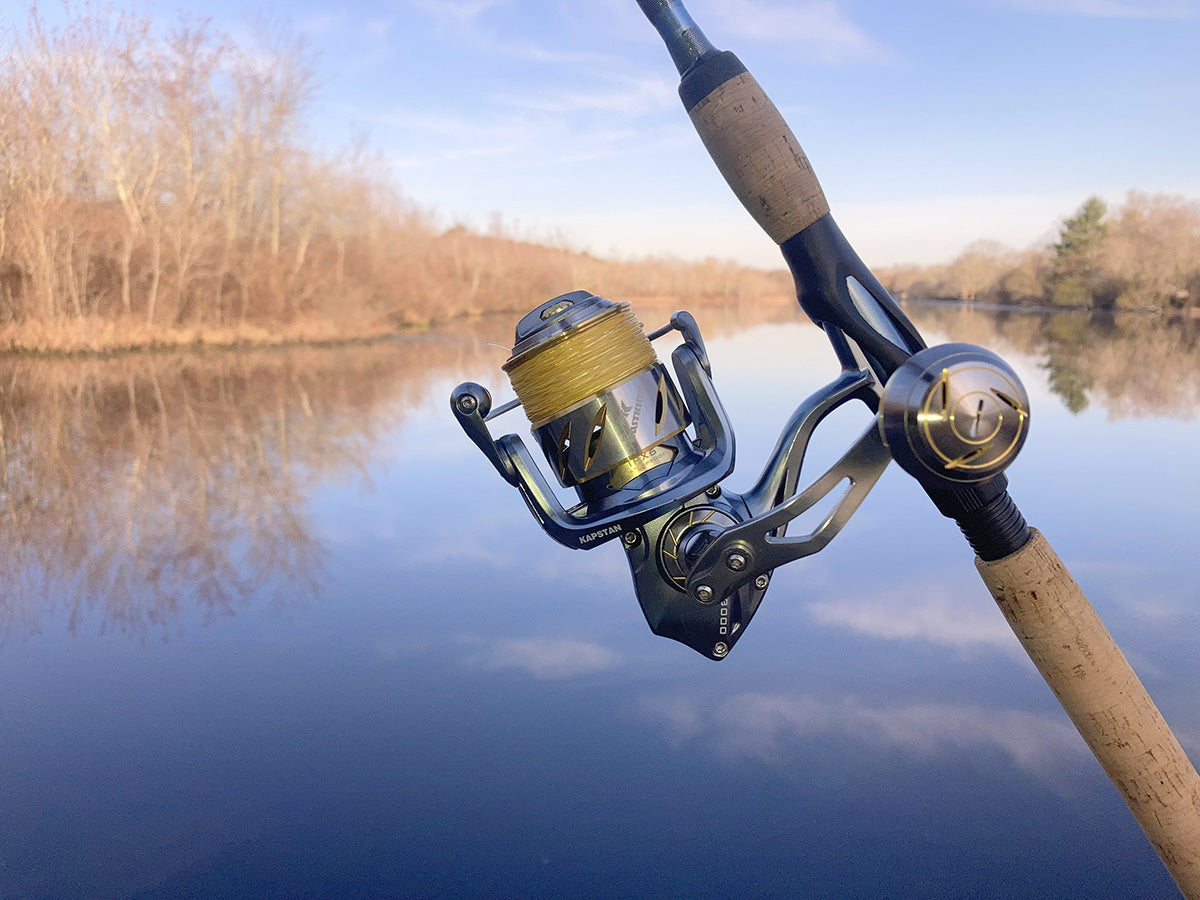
[635,0,716,74]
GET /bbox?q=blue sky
[68,0,1200,267]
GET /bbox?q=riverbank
[0,294,805,358]
[0,316,409,358]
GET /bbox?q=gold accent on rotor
[657,505,738,590]
[503,302,658,428]
[608,444,678,490]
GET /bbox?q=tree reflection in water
[2,302,1192,642]
[0,337,489,641]
[905,303,1200,417]
[0,300,805,642]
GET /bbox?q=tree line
[0,4,789,353]
[3,3,1196,356]
[877,192,1200,311]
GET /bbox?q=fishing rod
[450,0,1200,893]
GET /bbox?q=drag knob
[879,343,1029,489]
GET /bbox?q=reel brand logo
[580,524,623,545]
[620,395,644,431]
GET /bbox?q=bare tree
[1104,191,1200,309]
[153,17,227,325]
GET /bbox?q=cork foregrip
[977,530,1200,898]
[688,72,830,245]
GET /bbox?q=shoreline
[5,295,1178,359]
[0,314,490,360]
[0,295,798,359]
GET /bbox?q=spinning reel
[452,289,1030,660]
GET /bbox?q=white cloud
[367,107,506,140]
[635,694,707,747]
[501,40,626,68]
[396,508,531,568]
[494,73,677,116]
[372,103,654,172]
[704,0,886,62]
[637,690,1087,776]
[459,635,622,679]
[407,0,505,31]
[1003,0,1195,18]
[366,107,533,169]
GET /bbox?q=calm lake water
[2,301,1198,899]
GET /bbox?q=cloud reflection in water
[636,690,1088,778]
[805,581,1020,656]
[459,635,622,679]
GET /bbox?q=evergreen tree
[1051,196,1108,306]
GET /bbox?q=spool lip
[504,291,626,371]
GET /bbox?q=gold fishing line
[504,303,657,428]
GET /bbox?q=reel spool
[502,292,691,498]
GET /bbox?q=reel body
[451,291,942,659]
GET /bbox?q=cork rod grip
[977,530,1200,898]
[687,71,830,245]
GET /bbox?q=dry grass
[0,314,400,356]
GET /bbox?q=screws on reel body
[705,485,721,498]
[754,574,769,590]
[695,584,714,603]
[713,642,728,658]
[623,531,640,548]
[726,552,747,571]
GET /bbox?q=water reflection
[905,302,1200,416]
[0,336,498,640]
[1,302,1195,899]
[634,690,1088,777]
[805,579,1018,654]
[2,303,1196,643]
[458,635,623,679]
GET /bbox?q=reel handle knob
[452,382,492,419]
[452,382,521,485]
[879,343,1030,490]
